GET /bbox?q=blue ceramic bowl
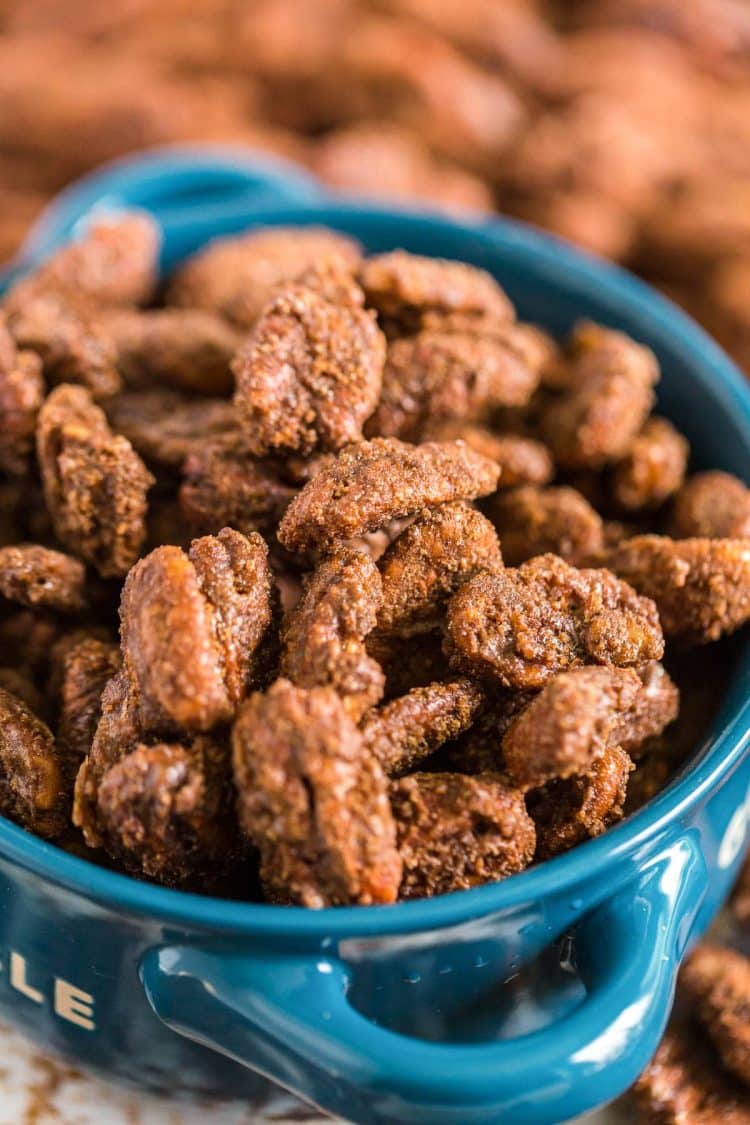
[1,147,750,1125]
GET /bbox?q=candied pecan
[0,544,86,612]
[73,669,140,846]
[611,417,689,512]
[502,666,641,789]
[527,744,633,860]
[681,944,750,1088]
[278,437,501,553]
[0,686,67,838]
[56,637,122,778]
[0,315,44,476]
[540,322,659,469]
[105,389,238,469]
[180,437,297,538]
[424,423,554,488]
[232,680,401,907]
[669,471,750,539]
[606,535,750,643]
[4,213,159,309]
[611,661,680,759]
[106,307,243,396]
[7,292,121,399]
[446,554,664,689]
[359,249,514,330]
[121,528,277,735]
[376,501,502,637]
[37,383,154,577]
[366,330,538,442]
[280,547,384,720]
[96,736,242,886]
[487,485,604,566]
[232,274,385,457]
[391,771,535,898]
[361,678,485,776]
[167,226,362,328]
[632,1023,750,1125]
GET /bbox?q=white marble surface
[0,1016,619,1125]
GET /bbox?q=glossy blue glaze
[1,147,749,1125]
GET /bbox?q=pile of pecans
[632,862,750,1122]
[0,214,749,908]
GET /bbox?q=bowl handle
[140,833,706,1125]
[0,144,324,287]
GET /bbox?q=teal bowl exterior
[1,146,750,1125]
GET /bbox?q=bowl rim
[3,198,750,938]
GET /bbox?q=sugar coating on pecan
[358,250,514,329]
[96,736,243,886]
[681,944,750,1089]
[502,666,641,789]
[527,744,633,860]
[669,470,750,539]
[540,322,659,469]
[120,528,277,734]
[106,307,243,396]
[167,226,362,328]
[361,678,485,776]
[280,547,385,721]
[366,330,538,442]
[0,686,67,838]
[611,416,689,512]
[233,272,385,457]
[612,661,680,759]
[0,315,44,476]
[446,553,664,689]
[391,771,535,898]
[606,534,750,643]
[232,680,401,907]
[37,383,154,577]
[0,543,87,612]
[278,437,501,553]
[377,501,503,637]
[487,485,604,566]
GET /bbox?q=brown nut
[105,389,238,470]
[280,547,385,721]
[606,534,750,643]
[611,417,689,512]
[376,501,503,637]
[502,666,641,789]
[0,686,67,838]
[361,678,485,776]
[424,423,554,488]
[540,322,659,469]
[37,383,154,577]
[120,528,277,734]
[232,680,401,907]
[681,944,750,1088]
[446,554,664,690]
[487,485,604,567]
[391,771,535,898]
[96,736,243,886]
[527,744,633,860]
[167,226,362,328]
[278,437,501,554]
[56,637,122,778]
[669,471,750,539]
[0,543,86,612]
[0,314,44,476]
